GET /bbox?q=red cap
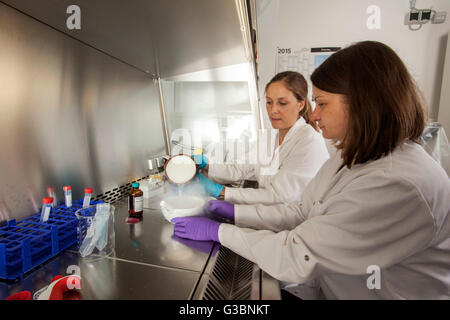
[43,197,53,204]
[84,188,93,194]
[63,186,72,191]
[47,187,56,192]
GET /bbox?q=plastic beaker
[75,203,115,259]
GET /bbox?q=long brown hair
[311,41,426,168]
[265,71,319,132]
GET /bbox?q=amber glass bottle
[128,182,144,218]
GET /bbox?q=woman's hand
[193,154,209,172]
[208,200,235,221]
[198,172,224,198]
[172,217,221,242]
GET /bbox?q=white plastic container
[160,195,208,223]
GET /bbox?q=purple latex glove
[171,217,221,242]
[208,200,235,221]
[171,235,220,257]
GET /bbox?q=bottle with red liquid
[128,182,143,219]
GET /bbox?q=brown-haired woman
[198,71,329,205]
[173,41,450,300]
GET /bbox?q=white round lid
[165,155,196,184]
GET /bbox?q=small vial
[40,197,53,223]
[46,187,57,208]
[63,186,72,208]
[83,188,93,208]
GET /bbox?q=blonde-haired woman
[198,71,329,206]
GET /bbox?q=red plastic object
[63,186,72,191]
[42,197,53,204]
[84,188,93,194]
[49,275,81,300]
[35,275,82,300]
[126,217,141,224]
[6,291,31,300]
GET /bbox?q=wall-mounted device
[405,0,447,30]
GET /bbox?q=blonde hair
[265,71,319,132]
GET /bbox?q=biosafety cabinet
[0,0,279,299]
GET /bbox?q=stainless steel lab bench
[0,194,280,300]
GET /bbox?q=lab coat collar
[339,145,394,172]
[280,117,307,145]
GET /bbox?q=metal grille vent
[91,176,149,204]
[202,247,254,300]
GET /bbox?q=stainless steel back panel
[150,0,248,78]
[0,3,166,222]
[1,0,249,78]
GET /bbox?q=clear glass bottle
[128,182,143,219]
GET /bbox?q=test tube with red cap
[46,187,57,208]
[40,197,53,223]
[83,188,93,208]
[63,186,72,207]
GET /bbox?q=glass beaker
[75,203,115,259]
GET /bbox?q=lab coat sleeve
[218,173,435,284]
[234,202,307,232]
[224,134,329,205]
[208,163,256,184]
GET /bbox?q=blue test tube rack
[0,199,103,281]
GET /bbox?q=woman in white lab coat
[198,71,329,205]
[172,41,450,299]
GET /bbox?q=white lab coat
[208,117,329,205]
[218,141,450,299]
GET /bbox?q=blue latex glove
[208,200,235,221]
[171,217,221,242]
[198,173,224,198]
[193,154,208,169]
